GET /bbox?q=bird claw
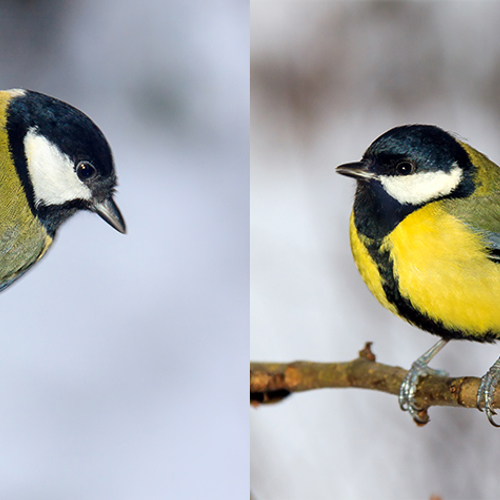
[477,365,500,427]
[398,342,500,427]
[398,339,449,424]
[399,359,448,424]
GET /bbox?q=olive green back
[440,142,500,237]
[0,91,52,290]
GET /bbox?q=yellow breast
[349,211,398,315]
[351,203,500,338]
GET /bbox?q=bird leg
[477,356,500,427]
[399,338,449,423]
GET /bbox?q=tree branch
[250,342,498,425]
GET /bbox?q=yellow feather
[349,212,397,315]
[384,202,500,337]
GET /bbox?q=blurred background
[0,1,248,498]
[251,2,500,499]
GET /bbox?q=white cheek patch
[24,129,92,207]
[379,164,463,205]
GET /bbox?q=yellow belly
[350,204,500,338]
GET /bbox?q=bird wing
[441,192,500,263]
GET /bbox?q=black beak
[93,197,126,234]
[336,161,376,181]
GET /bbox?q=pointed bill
[336,162,377,181]
[93,197,126,234]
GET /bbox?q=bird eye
[76,161,97,181]
[395,161,414,175]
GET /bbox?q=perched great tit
[0,88,125,292]
[337,124,500,426]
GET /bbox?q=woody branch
[250,343,496,425]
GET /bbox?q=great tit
[337,124,500,426]
[0,88,125,293]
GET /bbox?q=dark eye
[76,161,97,181]
[395,161,414,175]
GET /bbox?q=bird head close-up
[0,88,125,292]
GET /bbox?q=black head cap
[5,90,125,235]
[364,124,473,176]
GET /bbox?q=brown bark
[250,342,497,425]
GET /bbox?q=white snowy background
[0,1,248,498]
[251,3,500,499]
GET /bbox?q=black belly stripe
[364,239,498,343]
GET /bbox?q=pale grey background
[252,2,500,499]
[0,1,248,498]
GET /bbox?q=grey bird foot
[477,360,500,427]
[398,339,449,424]
[399,358,448,424]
